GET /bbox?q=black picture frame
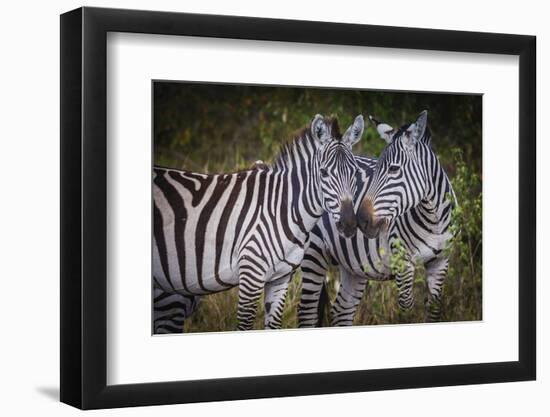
[60,6,536,410]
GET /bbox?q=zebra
[153,114,365,331]
[298,111,456,326]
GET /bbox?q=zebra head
[311,114,364,238]
[357,111,430,238]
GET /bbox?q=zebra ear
[342,115,364,147]
[369,115,394,144]
[403,110,428,150]
[311,114,331,143]
[411,110,428,140]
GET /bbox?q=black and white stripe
[153,114,364,331]
[298,111,455,326]
[153,286,199,334]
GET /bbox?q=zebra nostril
[336,219,357,238]
[344,224,357,238]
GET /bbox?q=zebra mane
[272,117,342,170]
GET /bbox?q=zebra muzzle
[335,199,357,238]
[357,198,387,238]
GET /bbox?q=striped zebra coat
[153,287,198,334]
[298,111,455,326]
[153,114,364,331]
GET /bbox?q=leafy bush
[444,148,483,321]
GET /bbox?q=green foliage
[443,148,483,321]
[154,82,482,331]
[389,239,409,276]
[154,82,482,174]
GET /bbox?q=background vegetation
[154,81,482,332]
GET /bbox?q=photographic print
[152,81,482,334]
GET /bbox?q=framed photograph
[60,6,536,409]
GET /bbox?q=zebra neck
[418,198,450,223]
[268,162,324,239]
[420,167,453,223]
[272,134,325,220]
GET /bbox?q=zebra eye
[388,164,400,173]
[320,168,329,178]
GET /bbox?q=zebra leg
[264,273,293,329]
[424,257,449,322]
[298,245,331,327]
[153,286,199,334]
[395,262,416,313]
[236,259,268,331]
[331,268,368,326]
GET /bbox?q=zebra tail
[316,280,330,327]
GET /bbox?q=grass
[182,265,482,333]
